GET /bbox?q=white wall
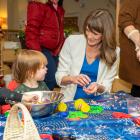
[64,0,116,32]
[0,0,116,31]
[7,0,27,30]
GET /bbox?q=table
[1,92,140,140]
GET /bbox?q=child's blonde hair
[12,49,47,83]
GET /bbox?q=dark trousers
[131,85,140,97]
[42,48,58,90]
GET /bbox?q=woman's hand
[71,74,91,87]
[22,94,39,103]
[83,82,98,94]
[83,82,105,95]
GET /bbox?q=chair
[111,77,132,93]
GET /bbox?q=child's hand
[83,82,98,94]
[22,94,39,103]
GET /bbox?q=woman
[26,0,65,90]
[56,9,120,102]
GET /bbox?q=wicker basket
[3,103,41,140]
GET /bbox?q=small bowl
[23,91,64,118]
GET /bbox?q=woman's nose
[87,32,94,38]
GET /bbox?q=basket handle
[4,103,41,140]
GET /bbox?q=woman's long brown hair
[83,9,117,67]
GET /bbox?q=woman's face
[85,27,102,47]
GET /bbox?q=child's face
[34,64,47,81]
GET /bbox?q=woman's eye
[93,32,98,35]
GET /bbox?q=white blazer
[56,35,120,102]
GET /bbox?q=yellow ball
[74,99,85,110]
[81,103,90,113]
[57,102,67,112]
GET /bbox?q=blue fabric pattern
[1,92,140,140]
[74,57,100,100]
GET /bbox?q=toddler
[13,49,49,93]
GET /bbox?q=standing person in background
[25,0,65,90]
[119,0,140,97]
[56,9,120,102]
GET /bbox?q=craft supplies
[112,112,132,119]
[127,98,140,117]
[112,112,140,126]
[74,99,90,112]
[4,111,9,117]
[40,134,53,140]
[67,111,89,121]
[1,104,11,114]
[57,102,67,112]
[89,106,103,114]
[133,117,140,126]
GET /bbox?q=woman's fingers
[77,74,91,86]
[83,82,98,94]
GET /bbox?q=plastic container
[127,98,140,117]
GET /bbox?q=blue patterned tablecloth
[1,92,140,140]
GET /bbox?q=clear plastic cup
[127,98,140,117]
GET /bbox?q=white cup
[4,74,12,87]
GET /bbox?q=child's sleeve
[7,80,19,91]
[0,88,23,104]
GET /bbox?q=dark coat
[119,0,140,86]
[25,1,65,56]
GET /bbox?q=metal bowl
[23,91,64,118]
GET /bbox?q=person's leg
[131,85,140,97]
[42,49,57,90]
